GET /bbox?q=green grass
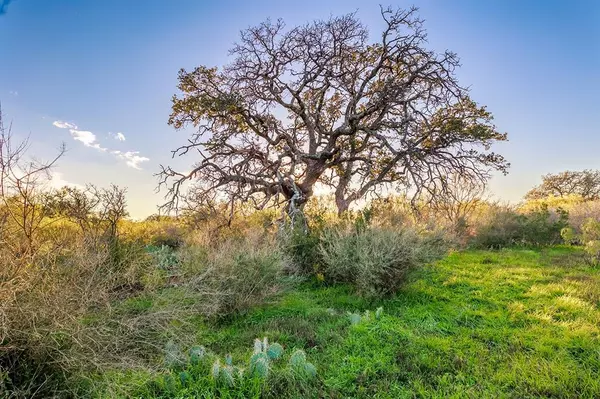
[94,247,600,398]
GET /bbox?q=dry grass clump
[0,235,154,395]
[177,232,294,317]
[30,233,295,388]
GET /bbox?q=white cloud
[68,129,107,151]
[112,150,150,170]
[47,171,84,190]
[110,132,126,141]
[68,129,96,146]
[9,90,18,96]
[52,120,148,169]
[53,120,78,129]
[53,121,106,151]
[90,143,108,152]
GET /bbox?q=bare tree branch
[158,6,509,215]
[526,170,600,201]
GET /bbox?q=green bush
[282,224,323,276]
[151,224,186,249]
[471,206,568,249]
[319,227,446,298]
[561,227,579,245]
[565,218,600,265]
[581,218,600,242]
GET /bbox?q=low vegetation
[1,136,599,397]
[1,5,600,396]
[47,247,600,398]
[3,181,600,397]
[319,225,446,298]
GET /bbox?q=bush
[319,226,446,298]
[581,218,600,242]
[0,240,126,397]
[151,224,186,249]
[471,205,568,249]
[564,218,600,265]
[281,225,323,276]
[561,227,580,245]
[181,235,294,317]
[567,199,600,233]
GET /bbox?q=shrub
[470,205,568,248]
[581,218,600,242]
[585,241,600,266]
[181,235,293,317]
[561,227,580,245]
[319,226,446,298]
[0,240,124,397]
[567,199,600,233]
[559,218,600,265]
[282,224,323,276]
[279,205,336,276]
[151,224,186,249]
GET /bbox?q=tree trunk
[335,185,350,216]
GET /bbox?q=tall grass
[178,234,295,317]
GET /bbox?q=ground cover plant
[83,246,600,398]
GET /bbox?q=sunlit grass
[95,246,600,397]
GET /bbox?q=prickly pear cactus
[220,365,235,387]
[179,371,190,386]
[288,349,317,379]
[267,342,284,360]
[303,362,317,378]
[348,312,362,326]
[251,356,269,378]
[189,345,206,365]
[289,349,307,368]
[253,338,263,354]
[211,359,221,380]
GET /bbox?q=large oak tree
[526,170,600,201]
[158,7,509,215]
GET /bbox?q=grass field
[96,246,600,398]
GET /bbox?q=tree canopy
[526,170,600,201]
[158,6,509,215]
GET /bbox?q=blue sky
[1,0,598,218]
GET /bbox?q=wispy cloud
[112,150,150,170]
[8,90,18,96]
[110,132,126,141]
[53,120,78,129]
[52,120,149,169]
[53,121,106,151]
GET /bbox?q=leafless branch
[158,6,509,216]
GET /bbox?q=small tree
[0,109,65,257]
[44,184,128,246]
[159,6,508,216]
[427,174,488,234]
[526,170,600,201]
